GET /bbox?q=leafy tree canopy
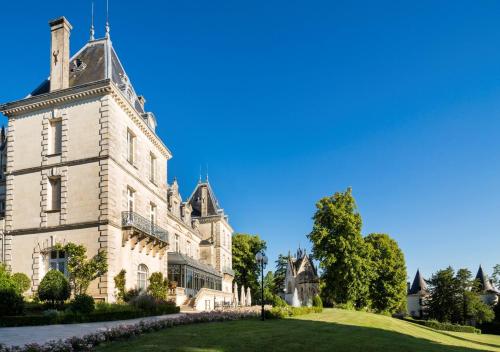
[58,243,108,295]
[365,233,407,314]
[426,267,494,325]
[308,188,370,307]
[273,254,289,296]
[232,233,266,300]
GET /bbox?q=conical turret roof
[408,269,427,295]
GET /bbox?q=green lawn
[95,309,500,352]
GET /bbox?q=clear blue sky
[1,1,499,282]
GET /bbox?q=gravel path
[0,313,186,348]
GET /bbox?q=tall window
[49,119,62,155]
[174,234,180,252]
[127,187,135,213]
[149,153,156,183]
[49,250,67,275]
[137,264,149,291]
[127,129,135,164]
[48,176,61,211]
[150,203,156,233]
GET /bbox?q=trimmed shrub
[124,288,140,302]
[404,317,481,334]
[11,273,31,294]
[130,294,157,313]
[0,287,24,317]
[148,272,169,300]
[312,294,323,308]
[271,295,287,308]
[37,270,71,307]
[71,294,95,314]
[114,269,126,302]
[266,305,323,319]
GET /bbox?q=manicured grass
[95,308,500,352]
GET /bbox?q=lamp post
[255,251,268,321]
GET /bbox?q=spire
[105,0,110,38]
[409,269,427,295]
[89,1,95,41]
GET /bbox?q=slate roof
[29,37,145,115]
[475,265,499,293]
[288,250,318,278]
[188,181,223,218]
[408,269,428,295]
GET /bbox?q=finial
[90,1,95,41]
[198,165,202,183]
[206,164,209,182]
[105,0,110,38]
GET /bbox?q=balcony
[121,211,169,256]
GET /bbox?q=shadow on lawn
[434,330,500,350]
[96,317,497,352]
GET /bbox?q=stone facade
[283,248,319,307]
[0,16,233,308]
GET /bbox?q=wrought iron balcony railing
[121,211,169,244]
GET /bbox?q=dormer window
[70,59,87,73]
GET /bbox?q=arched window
[287,282,292,294]
[137,264,149,291]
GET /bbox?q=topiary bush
[124,288,140,302]
[114,269,126,302]
[271,295,287,307]
[12,272,31,294]
[38,270,71,307]
[312,294,323,308]
[0,287,24,317]
[130,293,157,313]
[71,294,95,314]
[148,272,168,300]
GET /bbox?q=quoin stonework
[0,16,235,310]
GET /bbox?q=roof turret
[408,269,428,295]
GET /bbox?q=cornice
[0,80,172,160]
[0,80,113,116]
[108,84,172,159]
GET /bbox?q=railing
[222,266,235,276]
[121,211,169,244]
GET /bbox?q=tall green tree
[492,264,500,289]
[426,267,460,323]
[427,267,494,325]
[60,243,108,295]
[308,188,369,308]
[232,233,266,301]
[273,254,289,295]
[365,233,407,314]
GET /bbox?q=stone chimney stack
[201,185,208,217]
[49,17,72,92]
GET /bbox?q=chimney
[49,17,72,92]
[201,185,208,217]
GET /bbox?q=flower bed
[0,310,259,352]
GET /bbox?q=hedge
[404,317,481,334]
[0,305,180,327]
[266,305,323,319]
